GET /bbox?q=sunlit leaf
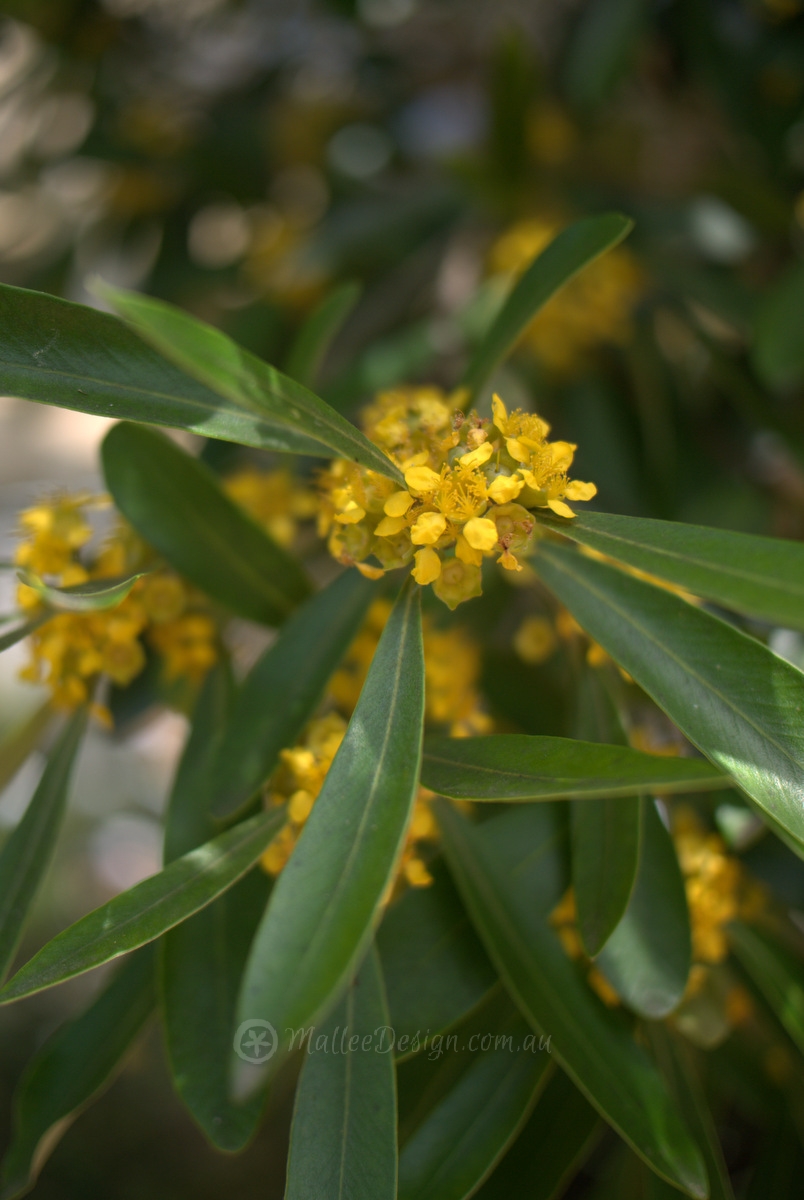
[729,921,804,1056]
[102,421,311,625]
[16,569,148,613]
[285,947,396,1200]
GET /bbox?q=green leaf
[646,1025,736,1200]
[571,666,639,957]
[0,282,324,455]
[753,262,804,390]
[461,214,633,400]
[473,1069,602,1200]
[210,570,378,820]
[284,280,361,388]
[435,800,708,1198]
[421,734,727,802]
[376,860,497,1056]
[0,615,47,655]
[284,946,397,1200]
[397,989,550,1200]
[97,283,403,484]
[596,798,691,1017]
[729,921,804,1056]
[0,709,87,984]
[536,541,804,858]
[160,665,268,1151]
[0,945,156,1200]
[102,421,311,625]
[235,582,424,1082]
[536,509,804,631]
[0,703,53,796]
[0,808,285,1004]
[16,569,148,613]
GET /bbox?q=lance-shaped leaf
[210,570,378,820]
[16,569,147,613]
[0,708,87,984]
[97,283,403,484]
[571,667,640,957]
[535,510,804,631]
[596,798,691,1017]
[535,541,804,858]
[461,213,633,400]
[435,801,708,1198]
[474,1069,602,1200]
[0,282,324,455]
[284,947,397,1200]
[235,583,424,1077]
[285,280,361,388]
[421,734,727,802]
[0,702,53,796]
[0,945,156,1200]
[102,422,310,625]
[0,615,47,655]
[377,860,497,1055]
[160,666,268,1151]
[0,808,285,1004]
[729,921,804,1056]
[397,990,550,1200]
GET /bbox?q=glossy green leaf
[0,708,87,984]
[235,583,424,1082]
[0,808,285,1004]
[461,213,633,400]
[0,616,47,655]
[102,422,310,625]
[421,734,727,801]
[474,1069,602,1200]
[285,280,361,388]
[160,665,268,1151]
[376,860,496,1056]
[435,800,708,1198]
[284,946,396,1200]
[646,1024,736,1200]
[97,282,403,484]
[0,703,53,796]
[0,945,156,1200]
[0,282,323,455]
[535,509,804,631]
[596,798,691,1017]
[536,541,804,858]
[210,570,378,820]
[397,990,550,1200]
[729,921,804,1055]
[753,262,804,390]
[571,667,640,957]
[16,568,148,613]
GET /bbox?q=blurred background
[2,0,804,1194]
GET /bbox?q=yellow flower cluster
[223,467,317,548]
[261,599,491,888]
[14,493,217,721]
[488,218,643,373]
[320,386,596,608]
[673,807,751,966]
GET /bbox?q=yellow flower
[223,467,316,548]
[319,386,596,607]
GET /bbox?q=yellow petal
[463,516,498,552]
[400,450,430,469]
[355,561,386,580]
[412,546,442,585]
[491,392,508,432]
[375,514,408,536]
[506,438,530,464]
[335,501,366,524]
[405,465,441,493]
[411,511,447,545]
[564,480,597,501]
[459,441,494,469]
[498,548,523,572]
[547,498,576,518]
[487,474,524,504]
[384,490,415,517]
[455,534,483,565]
